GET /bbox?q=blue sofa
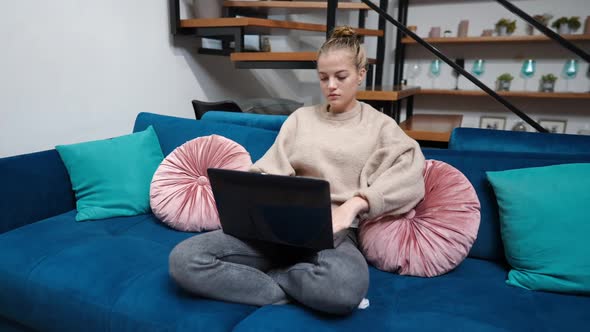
[1,112,589,332]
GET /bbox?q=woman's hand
[332,196,369,234]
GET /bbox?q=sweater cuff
[355,189,384,220]
[249,164,262,173]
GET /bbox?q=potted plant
[527,14,553,35]
[540,74,558,92]
[496,73,514,91]
[552,16,581,35]
[495,18,517,36]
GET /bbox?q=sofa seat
[3,211,588,332]
[234,258,590,332]
[0,211,258,332]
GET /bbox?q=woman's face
[317,49,366,113]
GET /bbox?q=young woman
[169,27,425,315]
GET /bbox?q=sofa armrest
[0,150,76,234]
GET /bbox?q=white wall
[0,0,275,157]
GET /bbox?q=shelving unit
[396,0,590,135]
[180,17,383,36]
[401,34,590,44]
[357,86,420,101]
[223,1,371,11]
[419,89,590,99]
[230,52,377,69]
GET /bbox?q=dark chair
[191,100,242,120]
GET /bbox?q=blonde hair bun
[329,26,358,39]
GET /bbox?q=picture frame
[479,116,506,130]
[539,119,567,134]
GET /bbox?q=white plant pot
[497,26,512,36]
[192,0,223,18]
[497,80,511,91]
[558,25,572,35]
[540,81,555,92]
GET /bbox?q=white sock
[358,298,370,310]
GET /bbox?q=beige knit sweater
[250,101,425,223]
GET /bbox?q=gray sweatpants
[169,229,369,315]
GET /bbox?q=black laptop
[207,168,334,251]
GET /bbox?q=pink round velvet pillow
[359,159,480,277]
[150,135,252,232]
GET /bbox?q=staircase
[170,1,462,144]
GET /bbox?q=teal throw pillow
[56,126,164,221]
[487,163,590,295]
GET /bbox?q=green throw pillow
[56,126,164,221]
[487,163,590,295]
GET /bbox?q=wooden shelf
[231,51,377,64]
[180,18,383,36]
[223,1,370,10]
[401,34,590,44]
[419,89,590,99]
[357,86,421,101]
[399,114,463,142]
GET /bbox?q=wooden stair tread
[180,18,383,36]
[356,86,420,101]
[231,52,377,64]
[402,34,590,44]
[419,89,590,99]
[399,114,463,142]
[223,1,371,10]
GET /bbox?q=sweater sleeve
[355,121,425,220]
[249,112,298,176]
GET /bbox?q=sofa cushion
[0,211,258,331]
[233,258,590,332]
[422,148,590,262]
[237,98,303,115]
[55,126,164,221]
[487,163,590,295]
[133,112,278,162]
[201,111,288,132]
[359,159,480,277]
[0,318,34,332]
[150,135,252,232]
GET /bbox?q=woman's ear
[358,67,367,85]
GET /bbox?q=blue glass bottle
[520,59,536,91]
[472,59,485,76]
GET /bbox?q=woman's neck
[328,100,359,114]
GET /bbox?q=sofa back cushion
[449,128,590,155]
[422,148,590,262]
[133,112,278,162]
[0,150,76,234]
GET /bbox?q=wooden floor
[399,114,464,142]
[357,86,421,101]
